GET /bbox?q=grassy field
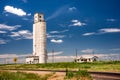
[0,61,120,72]
[0,71,53,80]
[0,70,92,80]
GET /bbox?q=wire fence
[0,54,120,64]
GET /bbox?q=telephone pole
[76,49,78,59]
[92,50,94,56]
[52,49,54,63]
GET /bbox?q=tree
[13,57,17,64]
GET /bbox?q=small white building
[75,56,98,63]
[26,56,39,64]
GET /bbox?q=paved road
[1,69,120,80]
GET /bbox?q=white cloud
[59,24,66,27]
[22,0,28,3]
[50,29,69,34]
[48,51,63,56]
[0,31,7,33]
[69,19,86,27]
[0,24,21,31]
[50,31,60,34]
[51,54,94,60]
[0,53,31,58]
[5,14,8,16]
[99,28,120,33]
[0,54,31,64]
[82,32,96,36]
[48,56,75,61]
[81,49,94,53]
[61,29,69,33]
[4,5,26,16]
[107,19,116,22]
[10,30,32,40]
[27,13,31,16]
[82,28,120,36]
[47,34,65,38]
[68,7,76,11]
[111,48,120,51]
[46,5,69,21]
[71,20,79,23]
[50,39,63,43]
[0,39,8,44]
[22,18,29,21]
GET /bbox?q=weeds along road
[0,69,120,80]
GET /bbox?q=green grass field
[0,70,92,80]
[0,61,120,72]
[0,71,53,80]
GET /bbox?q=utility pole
[92,50,94,56]
[52,49,54,63]
[4,58,6,64]
[46,50,48,60]
[76,49,78,59]
[75,49,78,62]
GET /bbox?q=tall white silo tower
[33,13,47,63]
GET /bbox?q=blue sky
[0,0,120,60]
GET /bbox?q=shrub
[65,69,92,80]
[65,68,74,79]
[75,69,92,80]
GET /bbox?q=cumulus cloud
[0,24,21,31]
[48,51,63,56]
[68,7,76,11]
[82,32,96,36]
[50,39,63,43]
[10,30,32,40]
[0,39,8,44]
[4,5,27,16]
[81,49,94,53]
[69,19,86,27]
